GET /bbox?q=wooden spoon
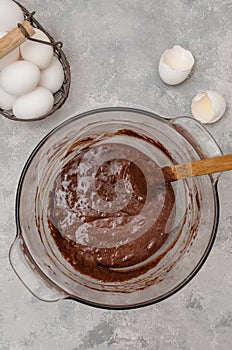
[162,153,232,182]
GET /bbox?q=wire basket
[0,1,71,122]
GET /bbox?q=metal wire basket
[0,0,71,122]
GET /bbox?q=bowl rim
[12,106,220,309]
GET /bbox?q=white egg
[39,56,64,93]
[13,87,54,119]
[0,0,24,31]
[0,60,40,96]
[0,31,19,70]
[20,28,53,69]
[158,45,194,85]
[191,91,226,124]
[0,74,16,109]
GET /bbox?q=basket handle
[0,20,35,60]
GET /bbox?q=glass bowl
[9,107,222,309]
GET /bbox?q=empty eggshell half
[0,60,40,96]
[0,0,24,32]
[191,91,226,124]
[158,45,194,85]
[20,28,53,69]
[39,56,64,93]
[0,76,16,110]
[0,31,19,70]
[13,87,54,119]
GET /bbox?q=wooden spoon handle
[0,20,35,60]
[163,153,232,182]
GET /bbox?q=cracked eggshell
[0,31,19,70]
[158,45,194,85]
[191,91,226,124]
[0,0,24,31]
[20,28,53,69]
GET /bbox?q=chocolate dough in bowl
[9,107,222,309]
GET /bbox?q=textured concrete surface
[1,0,232,349]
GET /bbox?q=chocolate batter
[48,133,176,282]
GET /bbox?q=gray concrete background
[1,0,232,349]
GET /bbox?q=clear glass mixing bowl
[9,107,222,309]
